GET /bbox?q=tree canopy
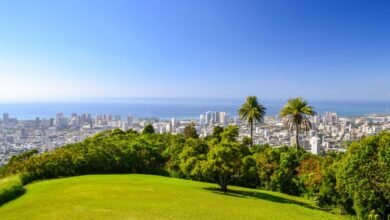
[238,96,266,147]
[279,97,315,148]
[142,124,155,134]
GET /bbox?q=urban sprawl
[1,111,390,166]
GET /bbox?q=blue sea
[0,98,389,120]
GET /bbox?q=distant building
[165,123,172,133]
[205,111,214,125]
[310,135,321,155]
[171,118,178,128]
[233,116,240,125]
[324,112,338,126]
[3,113,9,124]
[58,117,69,130]
[199,114,205,126]
[127,115,134,126]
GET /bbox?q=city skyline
[0,0,389,101]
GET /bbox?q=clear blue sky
[0,0,389,101]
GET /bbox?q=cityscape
[1,0,389,219]
[1,110,389,166]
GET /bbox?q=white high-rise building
[205,111,214,125]
[310,135,321,155]
[165,122,172,133]
[199,114,206,126]
[171,118,178,128]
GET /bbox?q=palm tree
[238,96,266,147]
[279,97,315,149]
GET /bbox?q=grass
[0,174,352,220]
[0,175,24,205]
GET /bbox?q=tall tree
[279,97,315,149]
[142,124,155,134]
[184,122,199,139]
[238,96,266,147]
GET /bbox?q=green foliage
[201,142,242,191]
[179,138,208,179]
[237,156,259,188]
[199,126,247,191]
[238,96,266,147]
[184,123,199,139]
[1,130,169,183]
[220,125,239,143]
[337,132,390,219]
[211,126,224,142]
[8,149,39,165]
[254,146,307,195]
[142,124,155,134]
[279,97,315,148]
[0,175,24,206]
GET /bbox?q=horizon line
[0,97,389,103]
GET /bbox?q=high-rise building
[58,117,69,129]
[127,115,133,124]
[223,113,229,126]
[165,122,172,133]
[323,112,338,126]
[215,112,223,124]
[3,113,9,124]
[205,111,214,125]
[310,135,321,155]
[171,118,178,128]
[199,114,205,126]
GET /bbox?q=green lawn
[0,174,351,220]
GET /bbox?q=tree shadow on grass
[204,187,327,211]
[0,187,26,207]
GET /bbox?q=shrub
[0,175,25,206]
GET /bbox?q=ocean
[0,99,389,120]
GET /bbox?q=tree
[211,126,224,142]
[178,139,208,179]
[220,125,239,143]
[337,132,390,219]
[142,124,155,134]
[200,126,243,191]
[202,142,241,191]
[184,122,199,139]
[238,96,266,147]
[279,97,315,149]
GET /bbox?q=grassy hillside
[0,174,351,220]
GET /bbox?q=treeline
[0,127,389,219]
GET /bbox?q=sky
[0,0,389,101]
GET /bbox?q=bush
[337,132,390,219]
[0,175,25,206]
[1,131,170,183]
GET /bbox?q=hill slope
[0,174,349,220]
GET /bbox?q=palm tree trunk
[295,125,299,149]
[250,120,253,147]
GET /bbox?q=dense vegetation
[0,125,389,219]
[0,175,24,205]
